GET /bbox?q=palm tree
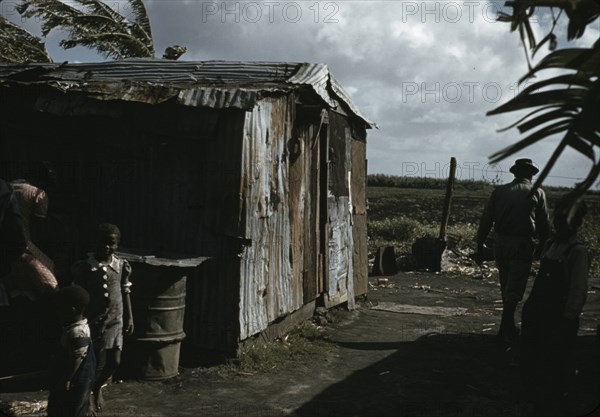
[17,0,155,59]
[488,0,600,210]
[0,0,51,63]
[0,0,186,63]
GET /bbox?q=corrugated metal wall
[324,111,355,307]
[0,85,369,355]
[351,138,369,296]
[238,95,304,340]
[183,108,246,355]
[237,102,369,340]
[0,91,246,354]
[291,113,322,305]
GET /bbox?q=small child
[71,223,133,415]
[47,285,96,417]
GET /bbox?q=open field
[366,176,600,275]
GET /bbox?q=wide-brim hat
[509,158,539,175]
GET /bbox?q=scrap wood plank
[0,400,47,416]
[371,302,468,317]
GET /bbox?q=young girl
[47,285,95,417]
[520,197,589,415]
[72,223,133,415]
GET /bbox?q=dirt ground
[2,270,600,417]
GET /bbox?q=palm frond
[126,0,153,43]
[490,121,571,163]
[0,16,51,63]
[516,108,576,133]
[17,0,156,59]
[488,88,588,115]
[518,48,599,83]
[20,0,89,36]
[488,29,599,196]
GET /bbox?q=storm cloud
[7,0,599,187]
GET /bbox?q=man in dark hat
[476,158,550,345]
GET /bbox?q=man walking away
[476,158,550,345]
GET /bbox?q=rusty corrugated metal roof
[0,59,375,127]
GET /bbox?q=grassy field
[366,176,600,275]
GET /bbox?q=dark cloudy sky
[7,0,600,187]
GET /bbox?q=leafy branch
[18,0,155,59]
[488,0,600,204]
[0,0,186,63]
[0,0,51,63]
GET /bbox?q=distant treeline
[367,174,491,191]
[367,174,598,194]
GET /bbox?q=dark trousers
[521,307,579,414]
[47,347,96,417]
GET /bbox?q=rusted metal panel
[238,95,304,340]
[287,63,335,108]
[351,139,367,216]
[288,120,307,306]
[0,60,374,127]
[328,74,377,129]
[352,214,369,297]
[184,108,246,354]
[326,196,354,309]
[291,121,321,304]
[0,60,300,83]
[323,111,355,309]
[327,112,350,197]
[177,88,259,110]
[287,64,376,128]
[351,138,369,296]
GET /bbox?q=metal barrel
[123,262,187,380]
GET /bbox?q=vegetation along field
[366,174,600,276]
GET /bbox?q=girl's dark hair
[97,223,121,241]
[55,285,90,315]
[554,196,588,230]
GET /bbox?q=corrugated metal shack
[0,59,374,356]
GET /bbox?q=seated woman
[4,164,58,297]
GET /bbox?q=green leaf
[496,105,563,132]
[488,89,587,115]
[524,18,537,50]
[17,0,156,59]
[490,1,600,212]
[519,48,599,83]
[532,32,555,57]
[567,134,596,160]
[0,16,51,63]
[517,108,575,133]
[127,0,153,40]
[517,73,593,97]
[490,121,570,163]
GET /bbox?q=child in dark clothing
[72,224,133,416]
[47,285,95,417]
[520,197,589,415]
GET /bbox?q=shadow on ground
[293,333,600,417]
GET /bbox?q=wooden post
[439,157,457,242]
